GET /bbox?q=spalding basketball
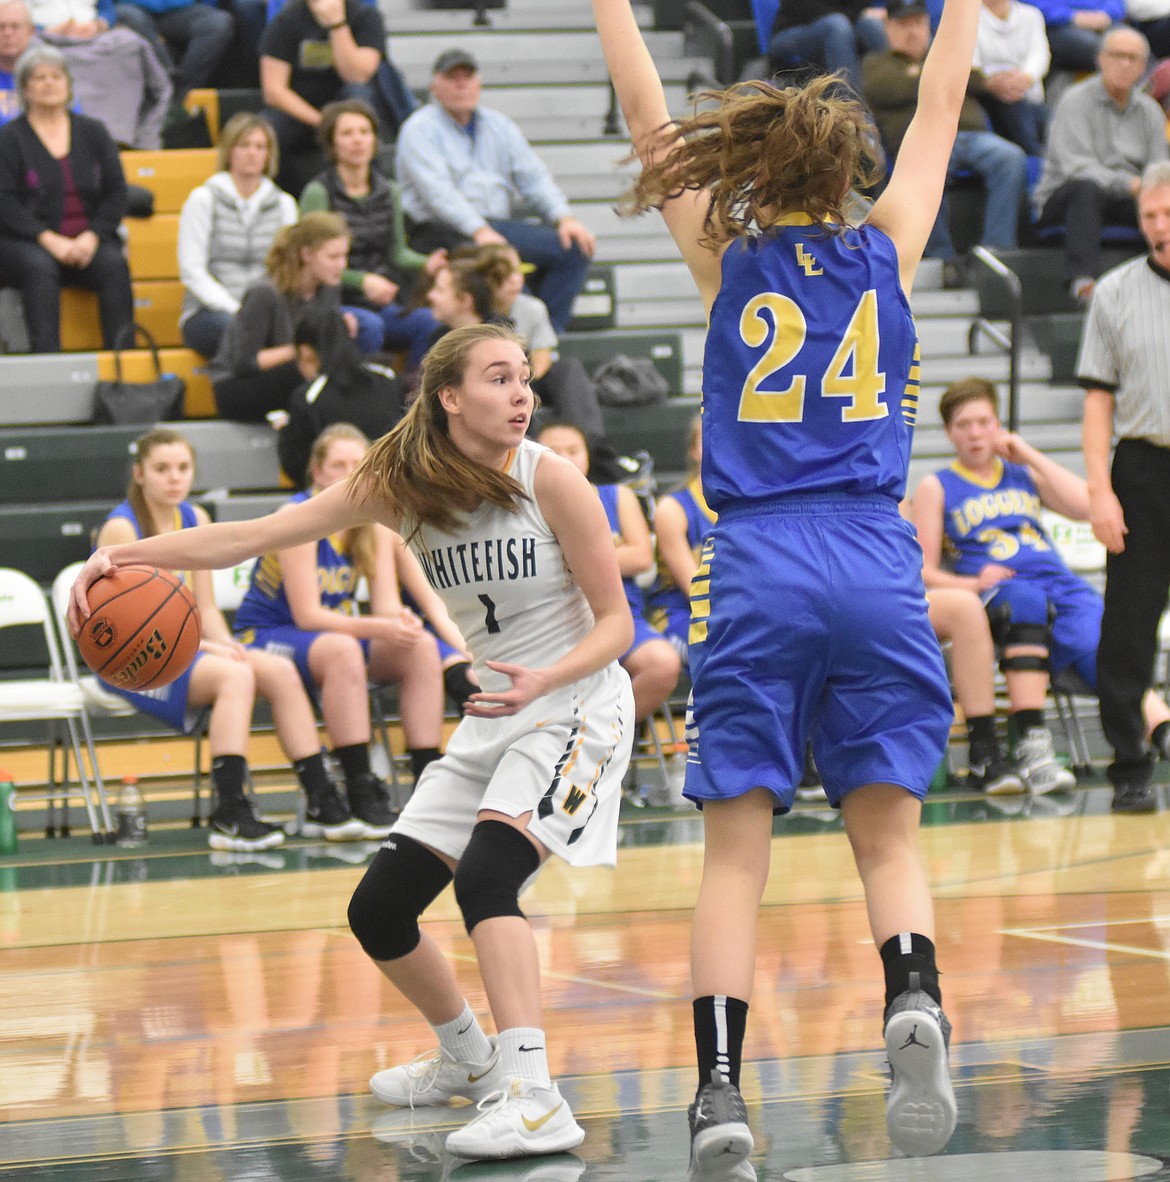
[77,565,201,692]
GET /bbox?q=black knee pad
[347,834,453,961]
[1000,621,1051,673]
[453,819,541,936]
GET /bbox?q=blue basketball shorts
[623,613,668,662]
[684,494,953,812]
[236,625,370,698]
[106,651,205,734]
[982,568,1103,688]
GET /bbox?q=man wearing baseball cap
[395,47,596,333]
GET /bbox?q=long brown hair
[349,324,530,538]
[128,428,195,539]
[308,423,378,581]
[625,74,883,246]
[267,212,349,294]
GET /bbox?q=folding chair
[1,567,112,841]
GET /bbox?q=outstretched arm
[868,0,982,291]
[591,0,723,305]
[70,482,386,629]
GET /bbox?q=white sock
[498,1026,552,1089]
[434,1002,494,1064]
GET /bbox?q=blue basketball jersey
[103,499,199,587]
[937,458,1066,578]
[647,479,717,620]
[233,490,361,631]
[702,218,920,506]
[596,482,647,619]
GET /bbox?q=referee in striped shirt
[1079,160,1170,814]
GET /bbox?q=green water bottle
[0,772,18,855]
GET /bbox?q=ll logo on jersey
[796,243,823,277]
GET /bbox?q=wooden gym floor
[2,772,1170,1181]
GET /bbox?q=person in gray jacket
[178,111,297,358]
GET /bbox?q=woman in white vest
[178,111,296,359]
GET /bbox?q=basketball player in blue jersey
[649,415,717,665]
[594,0,984,1171]
[538,421,682,724]
[95,428,360,852]
[234,423,454,838]
[911,378,1170,794]
[71,324,635,1164]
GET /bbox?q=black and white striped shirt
[1076,256,1170,448]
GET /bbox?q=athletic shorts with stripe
[392,662,634,868]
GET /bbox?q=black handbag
[592,353,670,407]
[93,325,187,425]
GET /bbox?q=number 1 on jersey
[478,593,501,634]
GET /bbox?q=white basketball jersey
[407,440,595,693]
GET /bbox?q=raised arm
[996,431,1090,520]
[591,0,723,302]
[868,0,982,291]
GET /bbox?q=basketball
[77,565,201,692]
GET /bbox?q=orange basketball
[77,565,202,692]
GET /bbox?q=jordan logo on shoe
[899,1024,930,1050]
[522,1101,563,1132]
[466,1058,499,1083]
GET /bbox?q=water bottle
[0,772,18,855]
[115,777,147,848]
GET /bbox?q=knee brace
[1000,621,1051,673]
[453,819,541,936]
[347,835,452,961]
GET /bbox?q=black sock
[409,747,442,781]
[880,933,941,1012]
[334,743,370,785]
[693,995,748,1092]
[293,751,333,797]
[1152,721,1170,759]
[1013,708,1044,735]
[966,715,998,765]
[211,754,247,802]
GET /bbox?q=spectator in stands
[278,303,407,486]
[234,422,457,830]
[259,0,384,197]
[648,413,711,668]
[427,250,609,444]
[538,420,681,725]
[1033,27,1165,302]
[765,0,888,95]
[27,0,172,148]
[910,376,1170,794]
[94,427,364,851]
[1124,0,1170,56]
[0,45,133,353]
[396,48,597,334]
[208,210,373,421]
[863,0,1027,288]
[1030,0,1122,71]
[1079,161,1170,813]
[974,0,1051,156]
[179,111,297,360]
[299,99,442,367]
[0,0,34,123]
[113,0,233,101]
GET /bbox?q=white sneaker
[444,1078,585,1161]
[1015,728,1077,795]
[370,1038,505,1108]
[884,979,957,1157]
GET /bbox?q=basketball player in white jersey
[70,323,636,1163]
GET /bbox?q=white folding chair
[1,567,112,840]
